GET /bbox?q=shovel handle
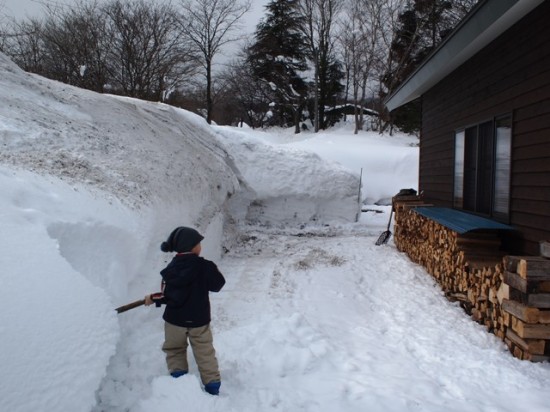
[115,299,146,314]
[386,205,394,230]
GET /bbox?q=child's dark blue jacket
[160,253,225,328]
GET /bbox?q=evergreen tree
[319,58,345,128]
[248,0,308,132]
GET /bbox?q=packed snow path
[95,225,550,412]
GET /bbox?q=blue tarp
[413,207,515,234]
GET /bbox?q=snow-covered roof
[385,0,545,112]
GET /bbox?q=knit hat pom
[160,241,172,252]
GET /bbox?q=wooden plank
[510,288,550,308]
[517,257,550,279]
[503,271,550,293]
[501,299,540,323]
[505,328,546,355]
[511,317,550,339]
[512,186,550,202]
[504,256,550,280]
[503,271,529,293]
[522,353,550,362]
[527,294,550,309]
[540,311,550,324]
[513,158,550,174]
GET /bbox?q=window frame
[453,114,512,223]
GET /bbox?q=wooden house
[386,0,550,256]
[385,0,550,361]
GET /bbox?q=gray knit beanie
[160,226,204,253]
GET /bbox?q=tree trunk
[313,53,320,133]
[294,102,302,134]
[206,58,212,124]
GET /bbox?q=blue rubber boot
[170,370,188,378]
[204,381,221,395]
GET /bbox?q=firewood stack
[393,197,550,362]
[501,256,550,361]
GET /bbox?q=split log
[505,329,546,355]
[511,317,550,339]
[501,299,541,323]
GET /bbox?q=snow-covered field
[1,52,549,412]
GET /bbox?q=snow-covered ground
[1,52,549,412]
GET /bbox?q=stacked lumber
[393,198,550,362]
[501,256,550,362]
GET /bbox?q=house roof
[384,0,545,112]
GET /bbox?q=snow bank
[0,52,243,411]
[214,126,361,225]
[0,52,239,229]
[250,123,419,205]
[0,167,121,412]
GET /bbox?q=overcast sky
[1,0,267,32]
[1,0,269,66]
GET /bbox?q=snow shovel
[375,206,394,245]
[115,293,164,314]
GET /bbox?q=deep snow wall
[0,167,123,412]
[0,53,241,411]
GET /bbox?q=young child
[145,226,225,395]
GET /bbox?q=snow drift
[214,126,361,226]
[0,51,360,411]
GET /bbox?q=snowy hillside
[1,50,549,412]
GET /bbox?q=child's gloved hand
[144,292,164,306]
[144,294,154,306]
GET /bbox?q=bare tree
[36,1,110,92]
[297,0,343,132]
[104,0,199,101]
[370,0,405,133]
[177,0,251,124]
[338,1,366,134]
[2,0,200,103]
[381,0,477,134]
[0,2,8,49]
[1,18,46,73]
[343,0,404,134]
[220,48,273,128]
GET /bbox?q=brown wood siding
[420,1,550,255]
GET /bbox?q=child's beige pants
[162,321,221,385]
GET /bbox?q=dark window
[454,115,512,222]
